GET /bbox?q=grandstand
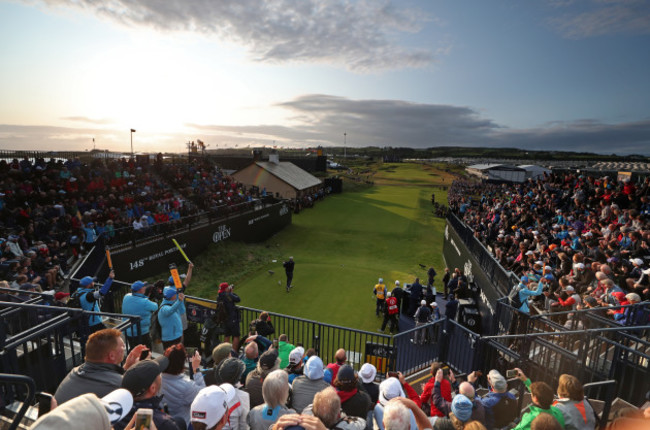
[1,154,649,429]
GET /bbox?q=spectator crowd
[448,173,650,327]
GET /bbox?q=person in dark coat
[407,277,424,316]
[334,365,371,421]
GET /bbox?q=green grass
[168,162,449,333]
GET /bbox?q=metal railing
[0,373,36,430]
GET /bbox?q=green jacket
[514,379,565,430]
[278,340,295,369]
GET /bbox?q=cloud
[60,116,115,125]
[31,0,435,71]
[3,95,650,154]
[548,0,650,38]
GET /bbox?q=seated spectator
[513,369,565,430]
[552,374,596,430]
[383,397,433,430]
[204,342,235,386]
[435,371,486,424]
[247,369,295,430]
[285,346,305,384]
[291,355,331,414]
[190,385,231,430]
[333,364,371,420]
[421,362,453,418]
[374,377,419,430]
[325,349,347,385]
[29,389,133,430]
[307,386,367,429]
[531,413,563,430]
[277,334,295,369]
[242,341,259,383]
[475,369,518,429]
[117,356,183,430]
[54,328,146,405]
[429,394,475,430]
[359,363,379,404]
[160,344,206,428]
[220,382,249,430]
[246,349,281,408]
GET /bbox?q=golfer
[283,256,295,292]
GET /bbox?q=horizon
[1,1,649,155]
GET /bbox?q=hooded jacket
[291,356,330,413]
[54,361,124,405]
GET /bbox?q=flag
[130,129,136,132]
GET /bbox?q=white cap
[565,285,575,292]
[191,386,228,428]
[219,383,241,411]
[631,258,643,266]
[421,300,426,306]
[574,263,585,270]
[359,363,377,383]
[430,302,438,307]
[525,251,534,255]
[102,388,134,425]
[395,280,400,286]
[387,291,392,297]
[289,347,305,365]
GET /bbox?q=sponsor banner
[111,202,291,281]
[443,221,503,334]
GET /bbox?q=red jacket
[420,377,451,417]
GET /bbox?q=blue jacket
[518,281,543,314]
[122,293,158,337]
[158,298,185,342]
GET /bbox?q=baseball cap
[359,363,377,383]
[55,291,70,300]
[79,276,94,287]
[565,286,575,292]
[259,350,279,370]
[584,296,598,307]
[387,291,392,297]
[219,282,229,293]
[163,286,178,299]
[451,394,473,422]
[544,274,555,281]
[219,383,241,412]
[420,299,426,306]
[395,280,400,286]
[289,347,305,365]
[520,276,529,284]
[191,386,228,429]
[121,356,169,397]
[378,377,405,406]
[336,365,355,384]
[379,278,383,283]
[131,281,146,292]
[19,283,36,291]
[574,263,585,270]
[631,258,644,266]
[101,389,134,425]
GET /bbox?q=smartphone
[134,408,153,430]
[186,347,196,357]
[139,349,150,361]
[36,392,53,417]
[387,371,399,378]
[506,369,518,378]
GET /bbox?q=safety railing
[0,373,36,430]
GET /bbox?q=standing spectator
[291,355,331,414]
[159,286,186,349]
[253,311,275,338]
[218,282,241,352]
[407,278,424,316]
[380,291,399,334]
[247,370,295,430]
[74,271,115,333]
[413,300,432,345]
[373,278,387,317]
[122,280,158,349]
[54,329,147,405]
[283,256,295,292]
[442,268,451,299]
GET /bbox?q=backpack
[508,285,523,310]
[212,298,229,325]
[150,304,171,343]
[492,395,519,428]
[67,290,84,309]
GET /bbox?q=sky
[1,0,649,155]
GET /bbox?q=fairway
[190,163,451,333]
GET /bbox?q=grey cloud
[31,0,435,71]
[548,1,650,38]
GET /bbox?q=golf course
[185,162,458,333]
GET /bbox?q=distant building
[518,164,551,180]
[232,152,322,199]
[466,163,526,183]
